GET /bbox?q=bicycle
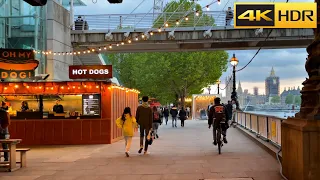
[216,121,225,154]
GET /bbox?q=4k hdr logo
[234,3,317,28]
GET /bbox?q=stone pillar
[281,1,320,180]
[46,0,73,80]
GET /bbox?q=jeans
[181,120,185,127]
[225,19,232,26]
[139,126,151,152]
[124,136,132,152]
[0,128,8,161]
[172,116,177,127]
[164,116,169,125]
[152,123,160,136]
[213,125,227,142]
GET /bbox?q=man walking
[136,96,153,154]
[170,105,178,128]
[226,101,233,126]
[0,104,10,162]
[163,106,169,125]
[225,7,233,26]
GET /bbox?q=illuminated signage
[0,49,39,81]
[234,3,317,28]
[69,65,113,79]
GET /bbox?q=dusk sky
[74,0,312,96]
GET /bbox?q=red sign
[69,65,113,79]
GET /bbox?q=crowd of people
[115,96,192,157]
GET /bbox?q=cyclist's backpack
[153,112,159,121]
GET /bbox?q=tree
[294,95,301,105]
[271,96,280,104]
[153,0,215,28]
[108,51,228,106]
[285,94,294,104]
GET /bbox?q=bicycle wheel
[217,130,222,154]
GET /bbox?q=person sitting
[53,99,64,113]
[208,97,230,145]
[21,101,29,112]
[0,101,8,111]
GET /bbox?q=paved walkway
[0,120,283,180]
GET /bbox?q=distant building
[244,89,249,95]
[237,81,244,108]
[281,87,301,104]
[265,67,280,100]
[225,75,233,100]
[253,87,259,96]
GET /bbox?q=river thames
[244,110,298,119]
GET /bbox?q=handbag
[147,129,154,145]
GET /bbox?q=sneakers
[138,148,143,154]
[144,151,150,155]
[223,137,228,144]
[125,152,129,157]
[156,134,159,139]
[213,141,217,146]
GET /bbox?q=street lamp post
[216,80,221,94]
[230,53,239,110]
[207,86,211,94]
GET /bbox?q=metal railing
[73,11,234,31]
[235,111,284,147]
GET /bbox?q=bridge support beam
[282,1,320,180]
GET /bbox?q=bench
[0,148,30,168]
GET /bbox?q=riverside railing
[73,11,234,31]
[235,111,284,147]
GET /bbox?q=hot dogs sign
[0,49,39,81]
[69,65,113,79]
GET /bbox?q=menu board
[82,94,101,116]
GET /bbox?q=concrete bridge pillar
[281,1,320,180]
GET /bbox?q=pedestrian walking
[152,106,161,139]
[136,96,153,154]
[163,106,169,125]
[179,107,187,127]
[186,106,191,117]
[170,105,178,128]
[225,7,233,26]
[116,107,137,157]
[226,101,233,126]
[0,101,10,162]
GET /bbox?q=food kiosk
[0,49,139,145]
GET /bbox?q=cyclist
[208,97,230,146]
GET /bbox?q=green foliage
[153,0,214,28]
[271,96,281,103]
[294,95,301,105]
[285,94,294,104]
[108,51,228,105]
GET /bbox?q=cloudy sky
[74,0,313,96]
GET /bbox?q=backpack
[153,112,159,121]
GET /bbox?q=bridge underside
[71,28,313,53]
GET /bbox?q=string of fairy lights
[1,83,140,94]
[31,0,222,56]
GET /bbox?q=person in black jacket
[208,97,230,145]
[163,107,170,125]
[170,105,178,128]
[179,107,187,127]
[226,101,233,125]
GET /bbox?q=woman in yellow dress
[116,107,137,157]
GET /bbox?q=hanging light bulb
[121,42,124,45]
[73,52,76,55]
[128,39,132,43]
[116,43,119,46]
[109,44,112,49]
[98,47,101,51]
[77,51,80,54]
[158,28,162,32]
[135,36,138,41]
[195,10,199,16]
[58,53,61,55]
[206,5,210,11]
[185,16,189,21]
[53,52,56,55]
[141,34,145,38]
[150,32,154,36]
[176,20,179,25]
[91,49,95,52]
[104,46,107,50]
[87,50,90,53]
[83,51,86,54]
[218,0,221,5]
[165,23,169,27]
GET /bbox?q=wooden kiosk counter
[0,81,139,145]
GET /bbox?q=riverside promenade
[0,120,283,180]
